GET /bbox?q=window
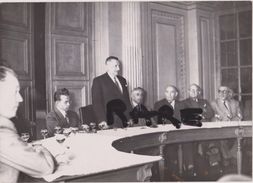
[219,10,252,120]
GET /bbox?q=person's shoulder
[117,75,127,82]
[211,98,219,105]
[67,110,79,116]
[200,98,210,103]
[229,99,239,105]
[180,98,190,103]
[93,73,107,82]
[154,98,166,106]
[0,116,16,131]
[46,110,57,118]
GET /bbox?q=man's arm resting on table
[0,128,56,178]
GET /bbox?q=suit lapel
[105,73,122,95]
[54,107,68,127]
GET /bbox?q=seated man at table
[46,88,80,137]
[0,65,55,182]
[154,85,183,180]
[181,84,215,178]
[211,86,242,170]
[130,87,156,127]
[154,85,183,124]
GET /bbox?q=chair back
[79,105,97,125]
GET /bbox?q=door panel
[46,3,93,113]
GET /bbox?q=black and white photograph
[0,1,252,182]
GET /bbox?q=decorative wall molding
[0,31,31,80]
[51,3,88,36]
[51,35,89,80]
[151,9,186,99]
[46,2,93,111]
[0,3,31,33]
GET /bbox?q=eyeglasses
[218,90,229,94]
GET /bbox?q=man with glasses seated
[46,88,80,137]
[211,86,242,173]
[211,86,242,122]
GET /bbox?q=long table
[39,121,251,182]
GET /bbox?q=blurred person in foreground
[0,65,55,182]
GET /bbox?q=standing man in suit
[91,56,132,129]
[46,88,80,137]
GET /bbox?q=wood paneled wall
[142,3,187,107]
[45,3,93,113]
[0,3,35,121]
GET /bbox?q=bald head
[189,84,202,99]
[165,85,178,102]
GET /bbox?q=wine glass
[89,122,97,133]
[54,126,62,135]
[21,132,30,143]
[81,124,90,133]
[63,128,72,138]
[40,129,48,139]
[71,127,79,135]
[55,134,66,144]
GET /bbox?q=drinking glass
[63,128,72,138]
[71,127,79,134]
[81,124,90,133]
[55,134,66,144]
[21,132,30,143]
[54,126,62,135]
[90,122,97,133]
[40,129,48,139]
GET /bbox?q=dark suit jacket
[91,73,132,126]
[181,98,214,122]
[46,107,80,137]
[154,98,182,123]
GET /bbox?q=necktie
[223,101,232,118]
[137,104,142,112]
[65,114,69,124]
[223,101,229,111]
[114,77,122,93]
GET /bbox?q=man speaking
[91,56,132,129]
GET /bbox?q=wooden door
[45,3,93,113]
[142,3,187,107]
[0,3,35,121]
